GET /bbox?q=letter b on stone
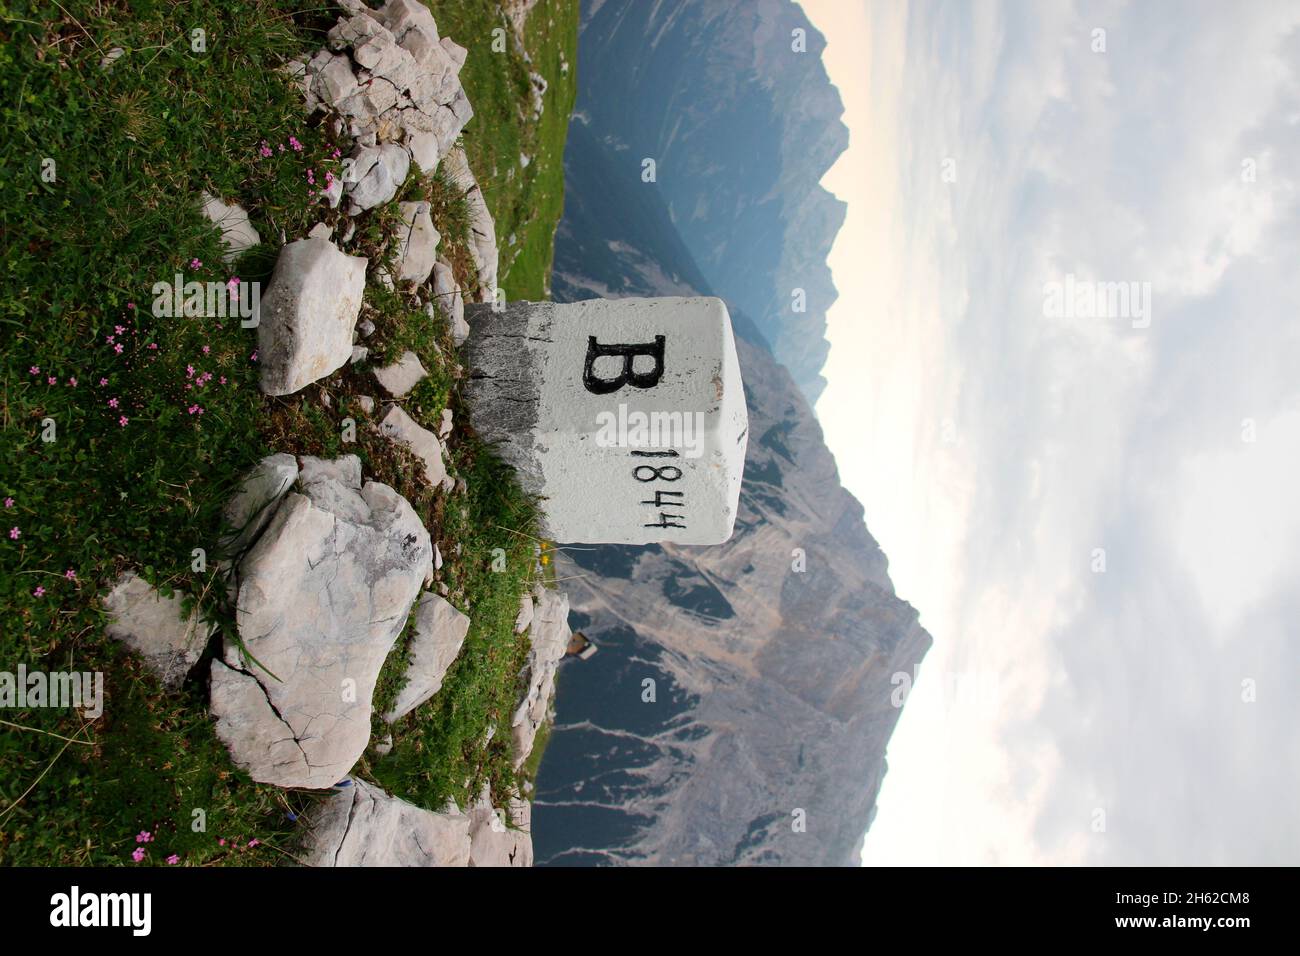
[583,336,666,395]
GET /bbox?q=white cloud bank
[806,0,1300,864]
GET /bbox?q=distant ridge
[533,96,930,866]
[570,0,849,403]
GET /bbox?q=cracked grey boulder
[429,261,468,345]
[395,201,439,285]
[377,405,451,490]
[311,53,358,104]
[258,238,367,396]
[513,593,533,635]
[221,453,299,558]
[438,148,497,298]
[468,787,533,867]
[406,131,440,174]
[200,192,261,263]
[301,777,471,866]
[510,587,570,770]
[104,571,212,691]
[344,145,401,213]
[209,455,433,789]
[384,592,470,722]
[296,0,475,179]
[372,349,427,398]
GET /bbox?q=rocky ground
[0,0,577,866]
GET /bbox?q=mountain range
[533,93,931,864]
[570,0,848,403]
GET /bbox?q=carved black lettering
[583,336,666,394]
[644,512,687,529]
[633,464,682,482]
[641,490,684,507]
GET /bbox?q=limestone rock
[406,131,440,174]
[104,571,212,691]
[438,407,453,440]
[510,587,570,769]
[301,778,471,866]
[437,149,497,298]
[513,593,533,635]
[200,192,261,263]
[377,405,450,489]
[384,592,470,722]
[468,788,532,867]
[372,350,427,398]
[221,453,299,558]
[210,455,432,788]
[344,146,398,213]
[258,238,367,396]
[294,1,475,184]
[395,201,440,285]
[312,53,358,104]
[431,260,455,300]
[379,143,411,188]
[449,291,468,346]
[440,37,468,70]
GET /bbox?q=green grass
[0,0,575,865]
[430,0,578,299]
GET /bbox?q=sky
[802,0,1300,865]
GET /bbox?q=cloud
[812,0,1300,863]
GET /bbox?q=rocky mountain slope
[533,120,931,866]
[570,0,848,403]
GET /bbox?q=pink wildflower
[132,848,145,862]
[127,302,136,310]
[114,343,124,354]
[99,377,108,386]
[33,586,44,597]
[166,854,180,865]
[64,569,76,581]
[115,325,125,334]
[47,376,56,385]
[108,398,119,408]
[3,498,13,508]
[119,416,129,427]
[190,257,202,269]
[247,839,260,847]
[8,527,18,540]
[67,377,77,387]
[29,366,39,375]
[137,831,152,843]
